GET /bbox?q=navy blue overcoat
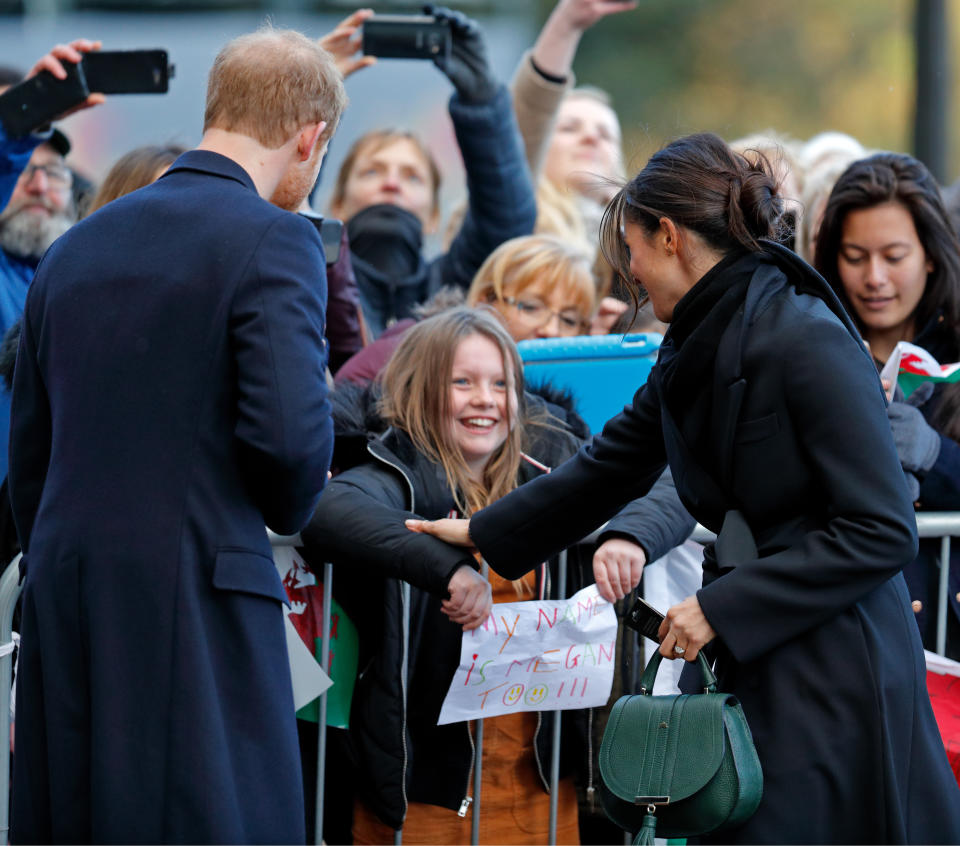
[8,151,333,844]
[471,244,960,844]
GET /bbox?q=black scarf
[347,204,430,337]
[657,249,760,470]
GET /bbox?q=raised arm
[511,0,637,175]
[1,39,103,208]
[428,6,537,292]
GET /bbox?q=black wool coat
[471,243,960,844]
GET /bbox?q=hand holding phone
[0,63,90,139]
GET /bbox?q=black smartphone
[626,597,665,643]
[299,212,343,266]
[0,63,89,139]
[81,50,173,95]
[362,15,451,62]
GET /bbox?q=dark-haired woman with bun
[408,132,960,843]
[814,152,960,660]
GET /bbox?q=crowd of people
[0,0,959,843]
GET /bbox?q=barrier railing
[0,515,956,842]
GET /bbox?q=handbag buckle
[634,795,670,806]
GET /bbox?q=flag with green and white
[880,341,960,400]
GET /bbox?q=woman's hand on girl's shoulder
[405,517,474,548]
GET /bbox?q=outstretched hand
[550,0,639,33]
[318,9,377,79]
[26,39,105,118]
[406,517,474,548]
[443,564,492,630]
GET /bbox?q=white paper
[879,344,904,393]
[925,649,960,678]
[438,584,617,725]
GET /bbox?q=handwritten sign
[438,584,617,725]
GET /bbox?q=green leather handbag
[598,651,763,845]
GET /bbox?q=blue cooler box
[519,333,662,435]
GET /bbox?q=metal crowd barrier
[0,517,956,843]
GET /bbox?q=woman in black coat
[409,132,960,844]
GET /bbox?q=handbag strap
[638,651,717,694]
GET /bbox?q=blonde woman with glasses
[466,233,595,340]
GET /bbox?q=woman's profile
[409,133,960,843]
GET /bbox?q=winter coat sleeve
[431,85,537,293]
[510,50,573,176]
[696,306,918,663]
[471,379,668,578]
[231,213,333,535]
[301,464,479,598]
[598,466,696,562]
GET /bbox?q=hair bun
[727,161,782,244]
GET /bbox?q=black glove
[888,381,941,476]
[425,4,498,104]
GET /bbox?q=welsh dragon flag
[880,341,960,399]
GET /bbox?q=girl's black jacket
[300,386,595,830]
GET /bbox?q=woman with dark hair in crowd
[301,307,593,844]
[409,132,960,843]
[814,152,960,659]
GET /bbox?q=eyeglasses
[503,296,586,335]
[18,163,72,189]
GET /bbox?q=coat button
[912,600,923,613]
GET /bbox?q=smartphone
[0,63,89,139]
[362,15,451,62]
[299,212,343,266]
[626,597,665,643]
[81,50,173,94]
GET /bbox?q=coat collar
[662,243,871,530]
[160,150,258,194]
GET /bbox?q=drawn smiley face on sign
[503,684,525,706]
[525,685,548,706]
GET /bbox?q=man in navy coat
[8,28,345,844]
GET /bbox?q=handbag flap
[599,693,731,804]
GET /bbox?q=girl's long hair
[378,307,528,517]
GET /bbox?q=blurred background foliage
[0,0,954,185]
[540,0,922,176]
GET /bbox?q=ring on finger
[673,645,686,656]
